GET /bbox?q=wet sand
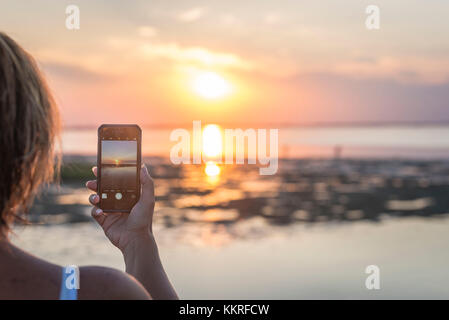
[27,156,449,229]
[11,156,449,298]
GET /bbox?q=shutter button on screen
[115,192,123,200]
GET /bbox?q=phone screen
[98,125,141,212]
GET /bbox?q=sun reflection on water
[202,124,223,182]
[205,162,221,184]
[202,124,222,159]
[205,161,220,176]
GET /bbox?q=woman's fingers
[88,166,102,224]
[91,206,106,226]
[89,193,99,205]
[85,166,98,192]
[86,180,97,191]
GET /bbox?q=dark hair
[0,32,60,238]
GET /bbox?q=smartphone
[97,124,141,212]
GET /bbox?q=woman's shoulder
[0,243,150,300]
[78,266,151,300]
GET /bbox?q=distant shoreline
[62,121,449,130]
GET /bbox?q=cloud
[264,13,280,25]
[140,42,252,69]
[331,56,449,85]
[240,52,449,85]
[138,26,158,37]
[286,72,449,123]
[37,36,253,79]
[177,7,206,22]
[41,61,109,82]
[220,14,237,25]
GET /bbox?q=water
[10,125,449,299]
[62,125,449,159]
[11,216,449,299]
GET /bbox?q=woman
[0,32,178,299]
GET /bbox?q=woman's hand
[86,165,178,299]
[85,165,155,253]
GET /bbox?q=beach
[11,147,449,298]
[3,0,449,302]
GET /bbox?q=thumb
[139,165,155,208]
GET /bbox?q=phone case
[97,124,142,213]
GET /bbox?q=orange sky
[1,0,449,127]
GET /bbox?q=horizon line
[63,120,449,130]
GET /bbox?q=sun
[192,71,232,99]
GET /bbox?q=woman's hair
[0,32,60,238]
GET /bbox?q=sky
[1,0,449,127]
[102,141,137,164]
